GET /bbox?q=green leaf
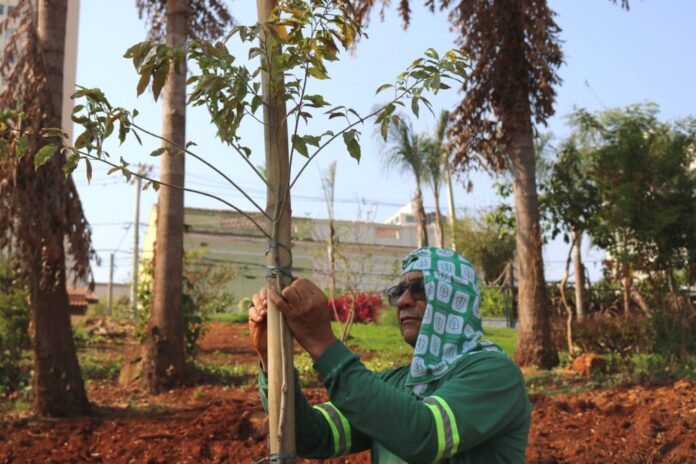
[85,158,93,184]
[136,72,150,97]
[375,83,393,95]
[304,94,329,108]
[251,95,263,113]
[343,130,361,163]
[34,144,59,169]
[304,135,321,147]
[307,66,329,80]
[152,65,169,101]
[16,135,28,160]
[107,166,120,175]
[292,134,309,157]
[150,147,167,157]
[411,97,419,118]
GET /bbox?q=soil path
[1,322,694,463]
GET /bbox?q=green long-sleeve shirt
[258,341,531,463]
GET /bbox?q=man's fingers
[267,285,291,313]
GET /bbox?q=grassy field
[334,322,518,360]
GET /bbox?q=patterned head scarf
[400,247,502,392]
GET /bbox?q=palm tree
[136,0,232,392]
[355,0,563,368]
[382,118,429,247]
[0,0,93,415]
[423,110,456,249]
[422,136,445,248]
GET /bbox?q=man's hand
[249,287,269,371]
[267,278,337,360]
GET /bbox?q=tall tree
[135,0,233,392]
[355,0,564,368]
[382,118,429,247]
[0,0,93,415]
[570,104,696,313]
[422,115,448,248]
[542,139,600,321]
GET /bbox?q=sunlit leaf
[34,144,59,169]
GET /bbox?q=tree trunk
[572,229,586,321]
[30,0,90,416]
[144,0,188,393]
[443,156,457,250]
[510,125,558,369]
[414,176,428,248]
[622,261,631,318]
[29,238,90,416]
[433,186,444,249]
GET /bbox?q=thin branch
[75,149,271,239]
[130,121,272,217]
[290,83,421,189]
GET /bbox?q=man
[250,247,531,463]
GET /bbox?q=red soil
[0,322,694,463]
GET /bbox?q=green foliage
[137,251,237,361]
[0,259,31,392]
[208,311,249,324]
[45,0,467,211]
[451,214,515,283]
[479,287,507,318]
[78,352,122,381]
[574,314,654,356]
[567,104,696,279]
[193,361,257,386]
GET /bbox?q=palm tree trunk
[510,125,558,369]
[443,155,457,250]
[433,186,444,248]
[572,229,585,321]
[32,0,90,416]
[144,0,188,393]
[414,176,428,247]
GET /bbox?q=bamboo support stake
[256,0,296,461]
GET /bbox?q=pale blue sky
[73,1,696,284]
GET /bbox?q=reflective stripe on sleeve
[424,396,460,461]
[313,402,352,456]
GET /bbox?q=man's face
[396,271,427,347]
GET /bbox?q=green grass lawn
[208,311,249,324]
[335,322,518,363]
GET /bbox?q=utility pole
[107,253,114,316]
[130,164,151,319]
[131,175,142,319]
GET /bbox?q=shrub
[479,287,507,318]
[574,314,654,356]
[329,293,383,324]
[0,260,31,392]
[650,297,696,360]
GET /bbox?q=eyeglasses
[386,279,426,306]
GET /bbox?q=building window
[0,5,5,15]
[404,214,416,224]
[377,227,399,240]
